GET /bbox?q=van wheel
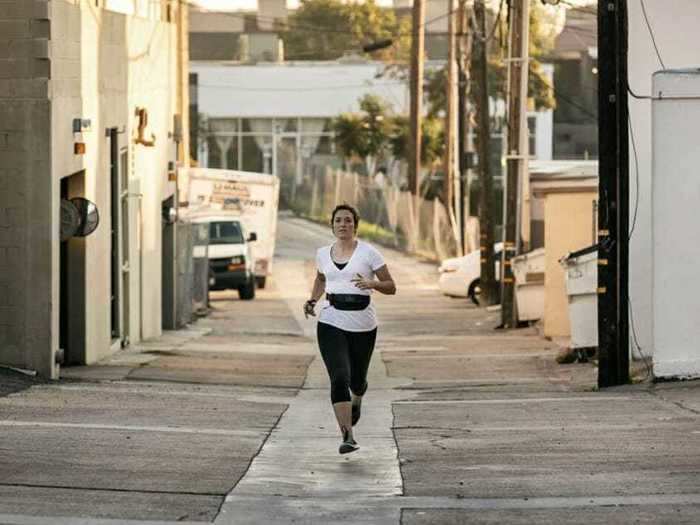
[467,279,481,306]
[239,278,256,300]
[255,276,267,289]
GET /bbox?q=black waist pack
[327,293,371,311]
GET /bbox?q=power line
[530,69,598,121]
[470,0,505,43]
[627,114,640,241]
[639,0,666,69]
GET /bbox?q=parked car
[438,243,503,304]
[191,214,258,300]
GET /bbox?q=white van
[191,214,257,300]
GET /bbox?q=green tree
[333,113,366,171]
[389,115,445,196]
[283,0,408,61]
[333,94,393,175]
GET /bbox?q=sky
[191,0,596,13]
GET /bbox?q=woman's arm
[352,265,396,295]
[309,272,326,302]
[304,272,326,318]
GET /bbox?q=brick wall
[0,0,54,376]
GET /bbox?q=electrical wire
[530,72,598,121]
[627,96,652,380]
[628,85,652,100]
[628,294,653,380]
[470,0,506,43]
[627,113,639,242]
[639,0,666,69]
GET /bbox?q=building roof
[191,61,410,118]
[530,160,598,195]
[553,7,597,59]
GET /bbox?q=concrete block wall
[0,0,54,377]
[0,0,180,377]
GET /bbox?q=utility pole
[502,0,529,328]
[457,0,472,254]
[444,0,457,225]
[597,0,629,387]
[408,0,426,197]
[471,0,498,306]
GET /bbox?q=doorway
[59,171,86,365]
[162,195,176,329]
[120,148,130,345]
[109,128,121,343]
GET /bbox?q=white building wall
[628,1,700,375]
[128,15,178,340]
[78,7,126,362]
[651,71,700,378]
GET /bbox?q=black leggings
[317,322,377,404]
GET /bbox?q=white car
[438,243,503,303]
[190,214,258,300]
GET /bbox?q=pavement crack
[0,483,223,497]
[214,401,291,518]
[648,390,700,416]
[391,401,407,497]
[392,425,470,433]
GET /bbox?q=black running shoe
[352,400,361,426]
[339,430,359,454]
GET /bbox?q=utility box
[512,248,545,322]
[652,69,700,379]
[560,245,598,351]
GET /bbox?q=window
[528,116,537,157]
[275,119,298,133]
[242,119,272,133]
[209,221,243,245]
[206,136,222,168]
[242,135,272,173]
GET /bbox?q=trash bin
[560,245,598,350]
[512,248,545,322]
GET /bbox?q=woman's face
[332,210,356,240]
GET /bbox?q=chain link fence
[291,168,472,262]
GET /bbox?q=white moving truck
[182,168,280,289]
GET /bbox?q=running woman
[304,204,396,454]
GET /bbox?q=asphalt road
[0,213,698,524]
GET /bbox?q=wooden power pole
[409,0,426,197]
[597,0,629,387]
[444,0,457,223]
[502,0,529,328]
[456,0,471,254]
[471,0,498,306]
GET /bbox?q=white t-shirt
[316,240,386,332]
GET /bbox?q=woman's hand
[303,299,317,319]
[351,273,375,291]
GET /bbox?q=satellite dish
[70,197,100,237]
[60,199,81,241]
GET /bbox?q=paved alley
[1,215,699,524]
